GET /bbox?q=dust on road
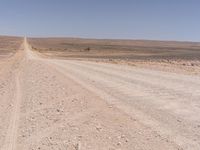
[0,38,200,150]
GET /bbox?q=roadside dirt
[88,58,200,75]
[0,38,200,149]
[28,37,200,75]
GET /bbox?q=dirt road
[0,38,200,150]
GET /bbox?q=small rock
[117,142,122,146]
[22,135,26,137]
[78,137,82,141]
[75,142,81,150]
[96,125,102,131]
[125,138,129,142]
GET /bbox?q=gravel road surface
[0,38,200,150]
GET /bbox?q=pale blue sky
[0,0,199,41]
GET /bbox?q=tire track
[2,72,22,150]
[45,59,200,150]
[22,38,200,149]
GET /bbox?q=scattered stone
[75,142,81,150]
[117,142,121,146]
[125,138,129,143]
[77,135,82,139]
[95,124,102,131]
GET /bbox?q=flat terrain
[0,37,200,149]
[29,37,200,75]
[0,36,23,58]
[29,37,200,60]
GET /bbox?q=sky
[0,0,199,41]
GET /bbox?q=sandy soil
[28,37,200,75]
[0,36,23,57]
[0,38,200,149]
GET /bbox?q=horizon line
[0,34,199,43]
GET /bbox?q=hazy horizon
[0,0,199,42]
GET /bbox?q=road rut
[0,38,200,149]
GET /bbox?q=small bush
[84,47,90,52]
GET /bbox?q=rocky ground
[0,38,200,150]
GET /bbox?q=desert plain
[0,36,200,150]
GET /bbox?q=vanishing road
[0,38,200,150]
